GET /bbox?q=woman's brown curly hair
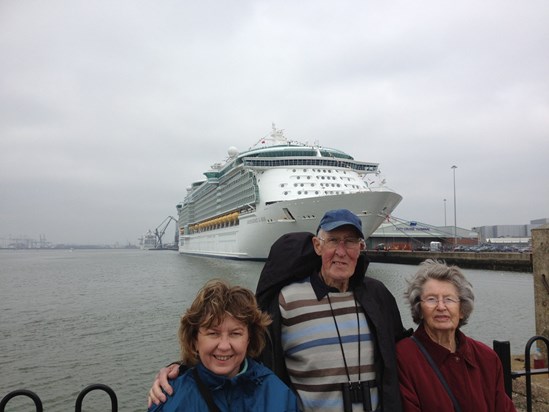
[178,279,272,365]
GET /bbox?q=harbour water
[0,249,535,411]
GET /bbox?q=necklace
[326,292,361,384]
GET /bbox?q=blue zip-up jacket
[148,357,299,412]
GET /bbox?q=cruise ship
[176,126,402,260]
[140,230,157,250]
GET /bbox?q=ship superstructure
[176,126,402,259]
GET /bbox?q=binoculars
[342,381,373,412]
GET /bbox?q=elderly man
[148,209,409,412]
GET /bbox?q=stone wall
[532,225,549,356]
[513,379,549,412]
[514,224,549,411]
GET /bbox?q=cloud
[1,0,548,244]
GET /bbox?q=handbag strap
[411,336,462,412]
[192,367,221,412]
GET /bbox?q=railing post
[493,340,513,397]
[524,335,549,412]
[0,389,43,412]
[75,383,118,412]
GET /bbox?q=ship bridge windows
[244,158,378,172]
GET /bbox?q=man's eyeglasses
[420,296,460,307]
[317,237,364,250]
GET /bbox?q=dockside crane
[155,216,177,249]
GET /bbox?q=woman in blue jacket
[147,279,299,412]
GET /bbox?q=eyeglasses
[420,296,460,307]
[317,236,364,250]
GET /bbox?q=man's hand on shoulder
[147,363,181,408]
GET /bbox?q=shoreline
[365,250,533,272]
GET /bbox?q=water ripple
[0,250,533,411]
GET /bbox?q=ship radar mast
[270,123,287,144]
[250,123,288,148]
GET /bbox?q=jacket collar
[311,270,339,299]
[195,357,267,390]
[311,255,369,300]
[414,323,477,368]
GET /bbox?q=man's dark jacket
[255,232,410,412]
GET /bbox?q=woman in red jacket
[396,259,516,412]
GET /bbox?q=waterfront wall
[364,250,533,272]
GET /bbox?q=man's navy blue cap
[317,209,364,238]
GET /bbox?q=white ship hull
[179,191,402,260]
[176,125,403,260]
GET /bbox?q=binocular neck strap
[326,293,361,384]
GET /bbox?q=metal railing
[3,337,548,412]
[0,384,117,412]
[494,335,549,412]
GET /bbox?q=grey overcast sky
[1,0,548,246]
